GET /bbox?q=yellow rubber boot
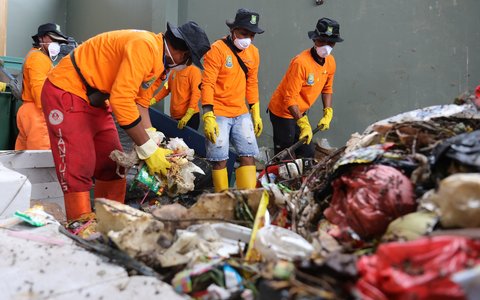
[235,165,257,189]
[64,191,92,221]
[212,168,229,192]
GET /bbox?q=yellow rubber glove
[203,111,219,143]
[250,102,263,137]
[145,147,173,176]
[178,108,195,129]
[135,139,172,176]
[0,82,6,92]
[318,107,333,131]
[149,97,157,106]
[296,115,313,144]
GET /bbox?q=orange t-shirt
[22,48,52,109]
[201,38,260,118]
[268,49,336,119]
[48,30,165,127]
[155,65,201,119]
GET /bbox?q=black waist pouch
[70,51,110,108]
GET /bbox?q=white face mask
[48,42,61,61]
[316,45,333,58]
[165,42,187,70]
[233,33,251,50]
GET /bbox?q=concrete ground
[0,223,187,300]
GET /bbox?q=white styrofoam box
[0,151,64,211]
[0,163,31,218]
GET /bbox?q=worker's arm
[152,81,170,104]
[283,60,304,120]
[25,52,51,109]
[245,48,260,105]
[201,46,222,108]
[188,67,202,110]
[136,103,152,129]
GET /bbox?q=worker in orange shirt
[202,8,264,192]
[150,64,202,130]
[15,23,70,150]
[268,18,343,158]
[41,22,210,221]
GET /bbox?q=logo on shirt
[48,109,64,125]
[326,26,333,36]
[141,76,157,89]
[226,55,233,68]
[307,73,315,85]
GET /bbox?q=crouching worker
[41,22,210,221]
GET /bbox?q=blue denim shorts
[206,113,259,161]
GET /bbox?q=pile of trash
[13,100,479,299]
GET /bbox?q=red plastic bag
[356,236,480,300]
[324,164,416,239]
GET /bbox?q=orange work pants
[15,101,50,150]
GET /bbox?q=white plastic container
[0,163,31,218]
[254,225,314,261]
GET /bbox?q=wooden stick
[0,0,7,56]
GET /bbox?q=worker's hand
[149,97,157,106]
[317,107,333,131]
[250,102,263,137]
[203,111,219,143]
[0,82,6,92]
[178,108,195,129]
[297,115,313,144]
[135,139,172,176]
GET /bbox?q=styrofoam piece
[0,150,64,212]
[0,224,186,299]
[0,163,31,218]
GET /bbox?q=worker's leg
[206,116,232,192]
[41,80,98,220]
[269,111,296,155]
[14,103,28,150]
[93,114,126,203]
[212,164,228,192]
[231,113,259,189]
[24,102,50,150]
[186,113,200,130]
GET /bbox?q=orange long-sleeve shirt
[155,65,201,119]
[48,30,165,127]
[201,38,260,118]
[22,48,52,109]
[268,49,336,119]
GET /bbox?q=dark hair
[32,34,47,47]
[165,29,188,51]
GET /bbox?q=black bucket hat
[308,18,343,43]
[226,8,264,34]
[167,21,211,70]
[32,23,68,44]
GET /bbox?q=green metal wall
[6,0,67,57]
[7,0,480,148]
[177,0,480,147]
